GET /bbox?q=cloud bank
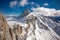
[32,7,60,16]
[10,0,40,8]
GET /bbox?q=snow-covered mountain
[17,9,30,19]
[5,10,60,40]
[0,8,60,40]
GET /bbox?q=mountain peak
[18,9,30,19]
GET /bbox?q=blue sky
[0,0,60,15]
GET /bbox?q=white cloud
[30,2,40,7]
[10,0,28,8]
[32,7,60,16]
[43,3,49,6]
[19,0,28,6]
[10,1,17,8]
[31,2,35,5]
[36,4,40,7]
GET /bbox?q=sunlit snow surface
[6,13,60,40]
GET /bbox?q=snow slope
[6,12,60,40]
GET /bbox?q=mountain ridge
[0,11,60,40]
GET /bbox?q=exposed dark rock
[18,9,29,19]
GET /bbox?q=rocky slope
[0,13,12,40]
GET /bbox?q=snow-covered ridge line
[6,12,60,40]
[3,9,60,40]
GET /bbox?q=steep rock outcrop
[0,13,12,40]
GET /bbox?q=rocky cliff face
[0,13,37,40]
[0,13,12,40]
[0,13,27,40]
[0,14,22,40]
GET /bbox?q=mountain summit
[18,9,30,19]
